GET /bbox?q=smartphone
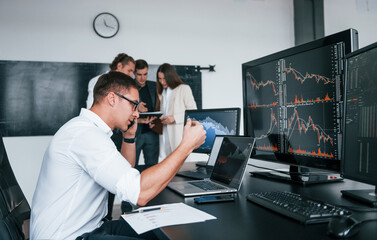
[125,120,135,132]
[194,195,235,204]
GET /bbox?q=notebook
[176,136,225,179]
[167,136,255,197]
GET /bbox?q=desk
[149,163,377,240]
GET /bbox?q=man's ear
[106,92,117,107]
[116,62,123,71]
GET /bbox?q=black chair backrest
[0,134,30,240]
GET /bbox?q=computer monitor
[341,41,377,207]
[184,108,241,154]
[242,29,359,184]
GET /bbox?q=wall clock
[93,12,119,38]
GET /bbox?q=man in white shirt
[30,71,206,240]
[86,53,136,221]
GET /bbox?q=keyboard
[189,181,226,190]
[247,191,352,224]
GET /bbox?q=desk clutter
[162,29,377,239]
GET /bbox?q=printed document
[121,202,216,234]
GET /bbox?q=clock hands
[103,19,115,29]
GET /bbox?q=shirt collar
[79,108,113,136]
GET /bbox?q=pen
[125,207,163,214]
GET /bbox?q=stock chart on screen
[244,43,343,162]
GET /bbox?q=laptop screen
[210,136,255,189]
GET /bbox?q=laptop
[176,136,225,179]
[168,136,255,197]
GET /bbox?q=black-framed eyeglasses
[113,92,140,111]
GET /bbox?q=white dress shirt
[159,87,173,160]
[30,108,141,240]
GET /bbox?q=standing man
[133,59,159,169]
[30,71,206,239]
[86,53,135,221]
[87,53,135,109]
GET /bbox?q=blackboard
[0,61,202,137]
[0,61,109,136]
[174,65,202,110]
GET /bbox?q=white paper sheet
[121,202,216,234]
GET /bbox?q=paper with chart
[121,202,216,234]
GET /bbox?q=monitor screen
[343,41,377,186]
[242,29,358,175]
[184,108,240,153]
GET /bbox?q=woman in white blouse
[155,63,197,160]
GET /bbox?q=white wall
[324,0,377,48]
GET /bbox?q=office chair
[0,133,30,240]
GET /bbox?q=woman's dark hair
[155,63,184,111]
[156,63,184,95]
[109,53,135,70]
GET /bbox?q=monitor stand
[341,186,377,208]
[250,166,343,185]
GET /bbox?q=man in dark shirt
[134,59,159,169]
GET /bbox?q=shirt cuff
[115,168,141,205]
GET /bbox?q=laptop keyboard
[189,181,226,190]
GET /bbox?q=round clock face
[93,12,119,38]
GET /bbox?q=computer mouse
[327,215,360,238]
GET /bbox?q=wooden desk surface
[149,163,377,240]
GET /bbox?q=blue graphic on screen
[185,108,240,153]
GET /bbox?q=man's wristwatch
[123,137,136,143]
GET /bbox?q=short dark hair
[109,53,135,70]
[93,71,138,105]
[135,59,149,70]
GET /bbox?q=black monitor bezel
[184,107,241,154]
[242,28,359,173]
[342,41,377,185]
